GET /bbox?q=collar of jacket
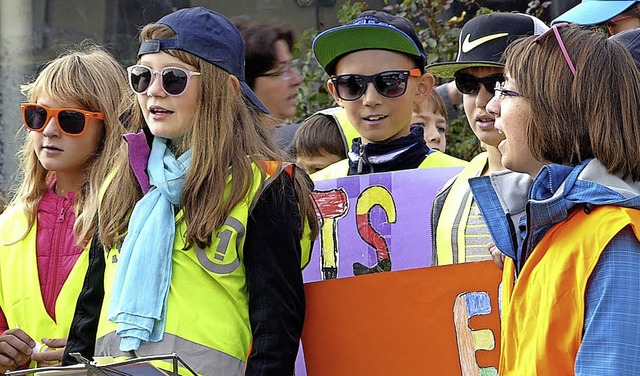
[347,125,431,175]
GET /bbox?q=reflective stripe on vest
[96,161,309,375]
[436,152,488,265]
[499,206,640,375]
[311,150,467,181]
[0,205,89,368]
[96,331,244,375]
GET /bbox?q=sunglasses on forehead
[127,65,201,96]
[21,103,104,136]
[534,23,576,77]
[331,69,422,101]
[454,72,505,95]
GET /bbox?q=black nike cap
[427,12,549,78]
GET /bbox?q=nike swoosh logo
[461,33,509,53]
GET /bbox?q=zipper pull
[57,206,67,223]
[357,144,366,174]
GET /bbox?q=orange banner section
[302,261,502,376]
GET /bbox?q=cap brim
[426,61,504,78]
[552,1,636,25]
[240,82,269,114]
[313,24,422,69]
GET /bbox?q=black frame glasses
[454,72,505,95]
[21,103,103,136]
[127,65,201,96]
[331,69,422,101]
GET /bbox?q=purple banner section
[296,166,464,375]
[303,166,463,283]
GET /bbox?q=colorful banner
[304,167,463,283]
[302,261,502,376]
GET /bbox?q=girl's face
[137,51,200,141]
[486,75,543,177]
[31,95,104,179]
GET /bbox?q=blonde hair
[100,23,318,249]
[9,43,127,244]
[505,26,640,180]
[424,90,447,119]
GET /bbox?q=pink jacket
[0,186,83,332]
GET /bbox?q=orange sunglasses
[21,103,104,137]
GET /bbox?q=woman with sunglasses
[474,25,640,374]
[426,13,548,266]
[0,44,127,373]
[94,7,318,375]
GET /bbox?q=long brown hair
[505,26,640,180]
[9,44,127,245]
[100,23,318,249]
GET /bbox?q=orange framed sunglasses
[21,103,104,136]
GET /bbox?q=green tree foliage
[293,0,551,160]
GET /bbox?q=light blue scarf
[108,137,192,351]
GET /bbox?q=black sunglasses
[331,69,422,101]
[454,72,504,95]
[127,65,201,96]
[21,103,103,136]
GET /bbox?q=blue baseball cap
[552,0,639,26]
[138,7,269,113]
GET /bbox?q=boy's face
[411,101,447,152]
[296,151,343,174]
[328,50,433,144]
[460,66,505,149]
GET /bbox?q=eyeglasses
[534,23,576,77]
[493,81,523,101]
[605,14,633,35]
[127,65,201,96]
[331,69,422,101]
[259,63,299,81]
[454,72,504,95]
[21,103,103,136]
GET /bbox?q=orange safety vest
[500,206,640,375]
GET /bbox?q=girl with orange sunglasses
[0,44,127,373]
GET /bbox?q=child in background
[311,10,466,180]
[293,111,347,174]
[94,7,318,375]
[426,13,547,265]
[411,90,448,152]
[0,45,127,373]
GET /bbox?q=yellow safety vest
[0,205,89,369]
[311,150,467,181]
[499,206,640,375]
[315,107,359,155]
[96,161,311,376]
[435,152,489,265]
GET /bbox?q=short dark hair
[293,113,347,159]
[232,17,295,89]
[505,26,640,180]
